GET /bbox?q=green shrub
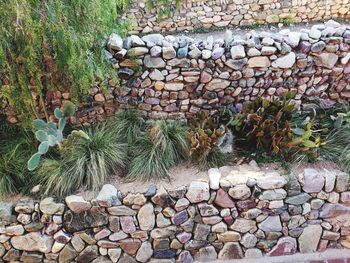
[0,0,130,124]
[127,120,189,180]
[109,109,145,144]
[0,132,36,196]
[34,123,128,196]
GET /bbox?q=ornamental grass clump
[34,123,128,196]
[127,120,189,180]
[0,133,36,196]
[109,109,145,144]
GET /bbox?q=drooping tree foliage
[0,0,130,125]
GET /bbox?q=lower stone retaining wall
[1,163,350,262]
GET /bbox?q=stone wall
[124,0,350,34]
[1,164,350,262]
[4,20,350,125]
[96,20,350,121]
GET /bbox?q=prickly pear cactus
[27,102,88,171]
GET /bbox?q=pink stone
[268,237,297,257]
[45,223,61,235]
[214,189,235,208]
[236,200,255,212]
[340,192,350,205]
[94,228,111,241]
[202,216,222,225]
[109,231,129,241]
[319,203,350,218]
[120,216,136,234]
[53,230,71,244]
[164,103,178,112]
[200,71,212,83]
[176,232,192,244]
[318,239,328,252]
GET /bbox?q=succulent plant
[27,102,88,171]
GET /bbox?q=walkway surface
[207,249,350,263]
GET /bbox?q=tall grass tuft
[127,120,189,180]
[34,123,128,196]
[109,109,145,144]
[0,132,36,196]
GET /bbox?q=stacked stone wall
[123,0,350,34]
[1,164,350,262]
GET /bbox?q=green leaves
[1,1,127,124]
[35,130,48,142]
[28,153,41,171]
[33,119,47,130]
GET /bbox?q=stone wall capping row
[1,162,350,262]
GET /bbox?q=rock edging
[1,164,350,262]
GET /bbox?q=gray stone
[15,198,34,213]
[0,202,13,225]
[272,52,296,68]
[225,58,248,70]
[138,203,155,231]
[108,206,137,216]
[108,33,123,51]
[40,198,65,215]
[314,53,338,69]
[257,174,287,190]
[298,225,322,253]
[144,55,166,68]
[129,35,145,46]
[285,193,311,205]
[142,34,164,46]
[299,168,325,193]
[186,181,210,203]
[136,242,153,263]
[258,216,282,232]
[335,171,349,192]
[228,185,251,200]
[162,46,176,60]
[96,184,120,207]
[194,245,217,262]
[260,189,287,200]
[11,232,54,253]
[240,233,257,248]
[230,218,256,233]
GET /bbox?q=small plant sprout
[27,102,89,171]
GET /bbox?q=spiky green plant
[127,120,189,180]
[109,109,145,144]
[34,123,128,196]
[0,132,36,196]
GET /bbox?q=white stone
[208,168,221,190]
[272,52,296,68]
[230,45,245,59]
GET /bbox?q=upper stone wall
[100,20,350,121]
[123,0,350,34]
